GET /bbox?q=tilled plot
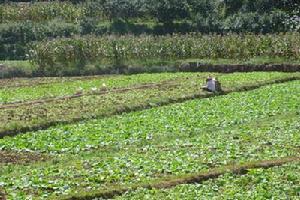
[0,150,48,164]
[64,156,300,200]
[0,75,299,138]
[0,80,192,138]
[0,78,183,109]
[0,81,299,199]
[0,73,201,104]
[0,190,5,200]
[0,75,112,89]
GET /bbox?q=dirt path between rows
[0,190,6,200]
[0,77,299,139]
[0,150,48,164]
[0,78,190,109]
[0,75,115,90]
[64,156,300,200]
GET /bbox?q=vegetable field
[1,72,299,137]
[0,71,299,199]
[118,162,300,200]
[1,1,299,199]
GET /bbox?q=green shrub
[223,11,289,33]
[0,2,84,23]
[0,21,80,60]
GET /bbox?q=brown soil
[180,63,300,73]
[0,150,48,164]
[0,190,5,200]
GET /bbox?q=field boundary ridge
[61,156,300,200]
[0,77,299,138]
[179,63,300,73]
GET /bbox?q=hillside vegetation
[0,0,299,60]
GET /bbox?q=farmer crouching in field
[202,76,222,92]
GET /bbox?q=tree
[91,0,143,21]
[147,0,190,24]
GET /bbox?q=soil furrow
[0,150,49,164]
[0,77,190,109]
[62,156,300,200]
[151,157,300,189]
[0,75,114,90]
[0,77,298,139]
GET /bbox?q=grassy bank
[1,56,300,79]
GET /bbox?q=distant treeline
[0,0,299,60]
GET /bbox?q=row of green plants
[0,72,206,135]
[0,20,197,61]
[0,72,299,139]
[0,2,85,23]
[0,73,89,89]
[0,20,197,60]
[0,80,299,198]
[118,162,300,199]
[1,0,297,25]
[0,21,80,60]
[0,0,299,61]
[0,73,194,103]
[29,33,300,75]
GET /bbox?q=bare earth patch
[0,150,48,164]
[0,189,6,200]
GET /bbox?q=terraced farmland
[0,72,299,199]
[1,72,299,138]
[1,0,300,199]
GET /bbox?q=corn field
[0,2,84,23]
[29,33,300,70]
